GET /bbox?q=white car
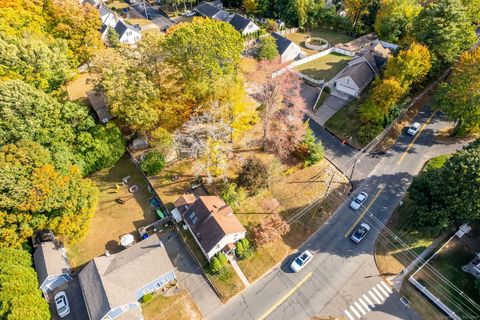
[350,192,368,210]
[54,291,70,318]
[290,250,313,272]
[183,11,196,16]
[407,122,421,136]
[351,223,371,243]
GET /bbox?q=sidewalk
[226,255,250,288]
[388,231,450,291]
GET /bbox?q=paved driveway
[159,231,221,316]
[49,278,87,320]
[315,94,350,125]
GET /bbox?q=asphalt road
[208,105,469,320]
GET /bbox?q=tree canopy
[413,0,477,68]
[374,0,422,43]
[409,140,480,234]
[0,140,98,247]
[0,248,50,320]
[257,35,279,61]
[435,47,480,136]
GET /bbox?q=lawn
[126,18,154,26]
[414,239,480,319]
[401,282,448,320]
[67,155,157,269]
[324,95,365,149]
[293,53,352,81]
[237,160,350,282]
[143,289,202,320]
[286,29,354,55]
[107,0,129,12]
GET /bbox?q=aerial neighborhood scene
[1,0,480,319]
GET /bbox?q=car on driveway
[351,223,371,244]
[407,122,421,136]
[291,250,313,272]
[54,291,70,318]
[350,192,368,210]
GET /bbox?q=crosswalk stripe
[354,301,366,315]
[369,290,382,304]
[359,297,371,312]
[344,310,355,320]
[372,287,386,301]
[362,294,375,308]
[381,281,393,294]
[376,283,390,298]
[350,305,361,318]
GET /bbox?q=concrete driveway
[159,231,221,316]
[49,278,88,320]
[314,94,350,125]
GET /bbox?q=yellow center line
[344,187,384,238]
[257,272,313,320]
[397,111,437,166]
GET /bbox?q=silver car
[351,223,371,243]
[407,122,421,136]
[54,291,70,318]
[350,192,368,210]
[290,250,313,272]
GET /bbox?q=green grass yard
[293,53,352,81]
[286,29,354,55]
[324,96,364,149]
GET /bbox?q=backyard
[293,53,352,81]
[286,29,354,55]
[67,155,158,269]
[142,289,202,320]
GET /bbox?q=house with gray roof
[333,43,391,97]
[271,32,302,63]
[33,240,72,295]
[114,20,142,45]
[228,14,259,36]
[194,1,230,21]
[78,234,176,320]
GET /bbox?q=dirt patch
[65,73,98,103]
[142,289,202,320]
[67,155,157,269]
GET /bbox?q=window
[346,78,350,84]
[192,217,198,224]
[143,288,150,295]
[189,212,198,224]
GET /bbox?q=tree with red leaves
[253,61,307,161]
[251,213,290,244]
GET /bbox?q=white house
[99,5,118,28]
[114,20,142,45]
[334,42,391,97]
[228,13,260,36]
[175,195,246,260]
[271,32,302,63]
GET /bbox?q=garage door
[336,84,357,96]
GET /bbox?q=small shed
[87,90,113,124]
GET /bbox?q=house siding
[242,22,259,35]
[281,43,301,63]
[335,76,360,96]
[119,31,141,45]
[206,232,246,260]
[133,270,176,300]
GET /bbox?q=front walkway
[226,254,250,288]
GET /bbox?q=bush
[235,238,253,259]
[296,127,324,166]
[256,35,279,61]
[209,252,228,274]
[220,183,247,208]
[237,157,270,194]
[142,293,153,303]
[140,151,166,176]
[149,127,173,155]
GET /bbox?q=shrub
[296,127,324,166]
[235,238,253,259]
[142,293,153,303]
[237,157,270,194]
[251,213,290,244]
[209,252,228,274]
[220,183,247,208]
[140,151,165,176]
[256,35,279,61]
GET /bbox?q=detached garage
[33,241,72,295]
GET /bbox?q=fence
[409,277,461,320]
[276,28,298,36]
